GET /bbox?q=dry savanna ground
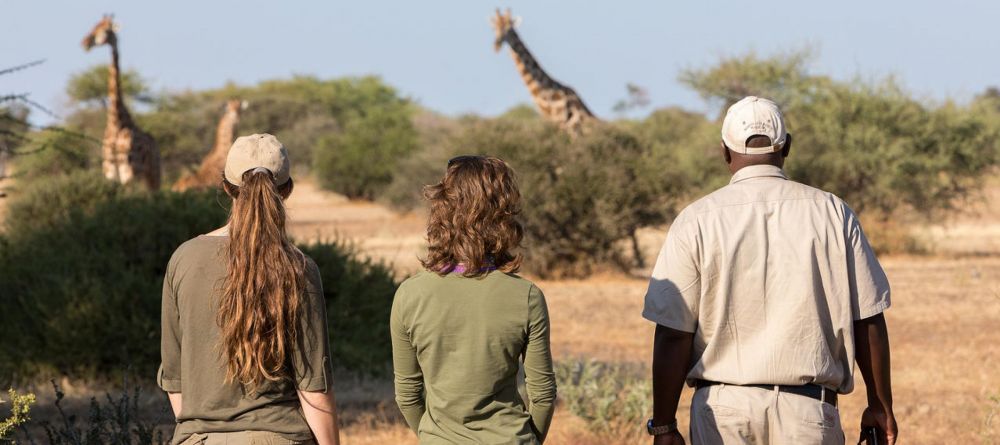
[9,177,1000,444]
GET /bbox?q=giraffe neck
[502,29,563,96]
[106,40,132,130]
[213,110,239,153]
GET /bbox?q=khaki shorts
[179,431,316,445]
[690,384,844,445]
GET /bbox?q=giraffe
[491,8,597,134]
[82,15,160,190]
[172,99,247,191]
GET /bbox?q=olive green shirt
[390,270,557,444]
[158,235,333,445]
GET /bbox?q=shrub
[0,174,229,380]
[3,171,114,236]
[5,129,99,186]
[300,240,398,375]
[555,360,651,442]
[313,102,419,200]
[0,389,35,442]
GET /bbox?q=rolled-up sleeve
[390,283,425,432]
[292,259,334,392]
[524,284,556,441]
[158,250,182,393]
[845,208,891,320]
[642,218,701,332]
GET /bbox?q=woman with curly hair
[391,155,557,444]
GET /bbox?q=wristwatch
[647,418,678,436]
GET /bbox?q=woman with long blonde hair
[159,134,340,445]
[391,155,557,444]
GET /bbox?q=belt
[695,380,838,407]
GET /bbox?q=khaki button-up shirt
[642,164,890,393]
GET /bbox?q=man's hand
[653,431,685,445]
[860,406,898,445]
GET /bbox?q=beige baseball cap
[721,96,787,155]
[224,133,290,186]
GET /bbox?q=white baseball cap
[224,133,290,186]
[721,96,787,155]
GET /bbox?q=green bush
[0,174,229,380]
[313,101,419,200]
[300,240,398,374]
[0,172,397,382]
[3,171,120,235]
[8,133,100,186]
[555,360,651,442]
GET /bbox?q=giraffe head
[490,8,522,52]
[223,99,248,121]
[82,15,119,51]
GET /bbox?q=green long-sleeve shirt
[390,270,556,444]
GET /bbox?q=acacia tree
[680,50,1000,220]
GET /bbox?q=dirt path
[286,179,427,276]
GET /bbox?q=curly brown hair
[421,155,523,277]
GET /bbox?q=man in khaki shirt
[643,97,897,445]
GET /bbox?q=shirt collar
[729,164,788,184]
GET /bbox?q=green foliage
[680,49,817,110]
[313,101,419,199]
[627,106,730,201]
[1,104,30,157]
[9,131,99,184]
[682,50,1000,220]
[378,111,464,210]
[555,360,650,442]
[0,173,229,379]
[66,65,153,106]
[126,75,413,186]
[0,389,35,443]
[498,103,539,121]
[299,241,399,374]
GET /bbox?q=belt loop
[821,388,827,403]
[773,385,779,394]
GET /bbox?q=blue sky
[4,1,999,126]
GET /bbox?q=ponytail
[218,170,304,393]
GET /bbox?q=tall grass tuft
[555,360,651,442]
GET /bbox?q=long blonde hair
[218,170,305,393]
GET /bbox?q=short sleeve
[158,248,183,393]
[642,219,701,333]
[291,258,334,392]
[845,208,891,320]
